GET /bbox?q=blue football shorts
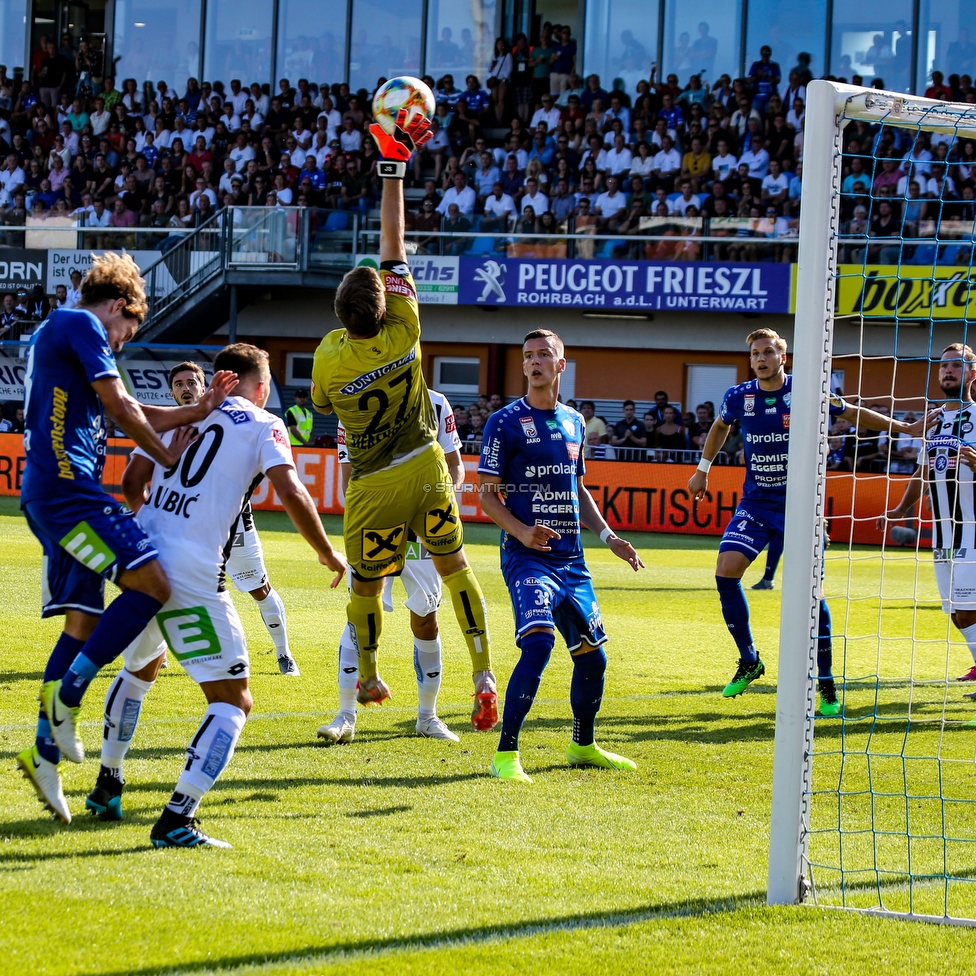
[500,548,607,651]
[718,505,785,562]
[23,485,158,617]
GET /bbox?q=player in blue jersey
[688,328,925,714]
[16,252,237,823]
[479,329,644,783]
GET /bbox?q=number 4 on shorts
[158,606,223,661]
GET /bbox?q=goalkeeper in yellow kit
[311,106,497,730]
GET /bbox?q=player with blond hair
[16,252,237,822]
[310,109,498,730]
[689,328,925,712]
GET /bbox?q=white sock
[166,702,246,817]
[337,625,359,720]
[414,636,443,719]
[101,670,154,777]
[959,623,976,664]
[256,588,290,655]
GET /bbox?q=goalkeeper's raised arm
[369,108,433,266]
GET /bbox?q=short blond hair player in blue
[310,104,498,730]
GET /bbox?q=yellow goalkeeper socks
[443,566,492,673]
[347,590,384,680]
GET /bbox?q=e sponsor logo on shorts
[158,606,223,662]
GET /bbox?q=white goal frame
[766,80,976,908]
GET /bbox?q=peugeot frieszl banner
[457,257,794,312]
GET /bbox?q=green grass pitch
[0,496,973,975]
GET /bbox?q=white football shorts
[934,556,976,612]
[122,577,249,683]
[226,521,269,592]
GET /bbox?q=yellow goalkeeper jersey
[311,263,437,479]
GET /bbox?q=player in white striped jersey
[318,389,466,743]
[881,343,976,682]
[85,344,346,847]
[152,362,299,675]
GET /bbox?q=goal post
[767,79,843,907]
[768,80,976,913]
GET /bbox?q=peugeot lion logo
[474,260,507,303]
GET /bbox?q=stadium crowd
[2,27,976,267]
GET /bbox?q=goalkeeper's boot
[317,713,356,744]
[357,674,391,706]
[817,679,841,718]
[723,658,766,698]
[471,669,499,731]
[751,578,775,590]
[567,741,637,771]
[490,750,532,783]
[150,810,231,849]
[85,766,124,821]
[957,665,976,682]
[39,679,84,763]
[16,746,71,824]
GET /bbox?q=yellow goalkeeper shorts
[343,443,463,581]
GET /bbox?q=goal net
[769,81,976,922]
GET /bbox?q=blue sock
[571,645,607,747]
[36,632,85,762]
[716,575,757,663]
[60,591,163,708]
[715,576,759,664]
[497,630,555,753]
[764,537,783,581]
[817,598,833,681]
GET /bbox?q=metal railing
[142,210,226,325]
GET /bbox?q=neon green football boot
[817,680,841,717]
[490,750,532,783]
[39,679,84,763]
[723,658,766,698]
[567,742,637,771]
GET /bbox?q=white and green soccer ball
[371,76,436,136]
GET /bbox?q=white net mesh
[799,86,976,920]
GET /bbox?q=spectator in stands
[437,170,476,215]
[611,400,648,456]
[579,401,609,458]
[651,135,682,191]
[487,37,513,125]
[482,181,516,231]
[827,417,857,471]
[653,406,687,459]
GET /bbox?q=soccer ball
[372,76,436,136]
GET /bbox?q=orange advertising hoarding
[0,435,923,547]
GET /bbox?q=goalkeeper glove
[369,108,433,162]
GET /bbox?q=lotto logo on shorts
[425,504,458,538]
[362,523,405,560]
[60,521,117,573]
[158,606,223,661]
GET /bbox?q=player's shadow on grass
[597,586,716,593]
[92,891,768,976]
[0,671,45,683]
